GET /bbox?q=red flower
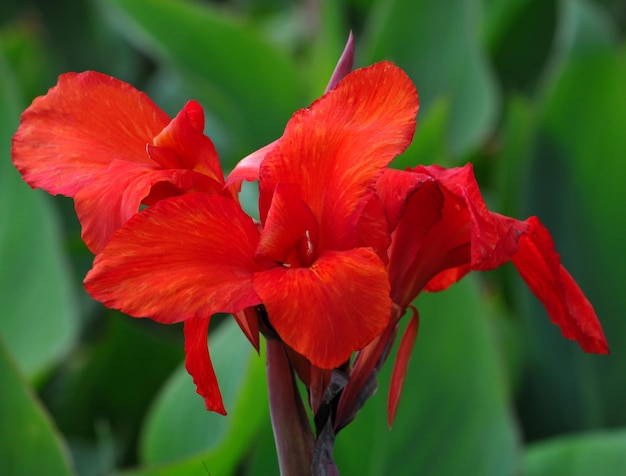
[12,50,607,426]
[12,71,229,253]
[81,62,418,413]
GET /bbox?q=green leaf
[44,315,183,440]
[334,277,522,475]
[493,95,537,216]
[0,45,79,380]
[98,0,304,160]
[553,0,618,66]
[364,0,499,156]
[120,318,269,476]
[0,338,74,476]
[525,430,626,475]
[542,49,626,267]
[486,0,558,93]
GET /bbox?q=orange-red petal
[255,183,319,268]
[12,71,169,197]
[377,169,447,307]
[75,160,223,253]
[184,317,226,415]
[418,164,524,271]
[84,194,262,323]
[225,140,279,187]
[259,62,418,251]
[253,248,392,369]
[150,100,225,183]
[511,216,608,354]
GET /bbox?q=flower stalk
[266,339,315,475]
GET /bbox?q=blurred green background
[1,0,625,474]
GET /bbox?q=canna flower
[12,71,230,253]
[12,38,607,428]
[80,61,418,414]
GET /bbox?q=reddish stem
[266,339,315,475]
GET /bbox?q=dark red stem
[266,339,315,475]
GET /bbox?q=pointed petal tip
[184,318,228,416]
[511,216,608,355]
[324,31,355,93]
[387,308,419,428]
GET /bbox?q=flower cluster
[12,39,607,444]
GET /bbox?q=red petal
[351,192,391,263]
[511,216,608,354]
[255,183,319,268]
[12,71,169,197]
[388,308,419,427]
[259,62,418,250]
[376,169,439,231]
[225,140,279,187]
[423,264,471,292]
[233,308,260,353]
[379,170,448,307]
[84,194,262,322]
[254,248,392,368]
[419,164,525,270]
[184,317,226,414]
[149,100,225,183]
[75,160,223,253]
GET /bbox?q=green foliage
[525,430,626,475]
[0,42,79,381]
[1,0,624,474]
[0,339,74,476]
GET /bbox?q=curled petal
[376,168,439,232]
[390,164,525,300]
[423,264,471,292]
[84,194,262,323]
[234,308,260,353]
[12,71,169,196]
[259,62,419,250]
[378,170,447,307]
[351,192,391,263]
[254,248,392,369]
[418,164,524,270]
[184,317,226,415]
[150,100,225,182]
[511,216,608,354]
